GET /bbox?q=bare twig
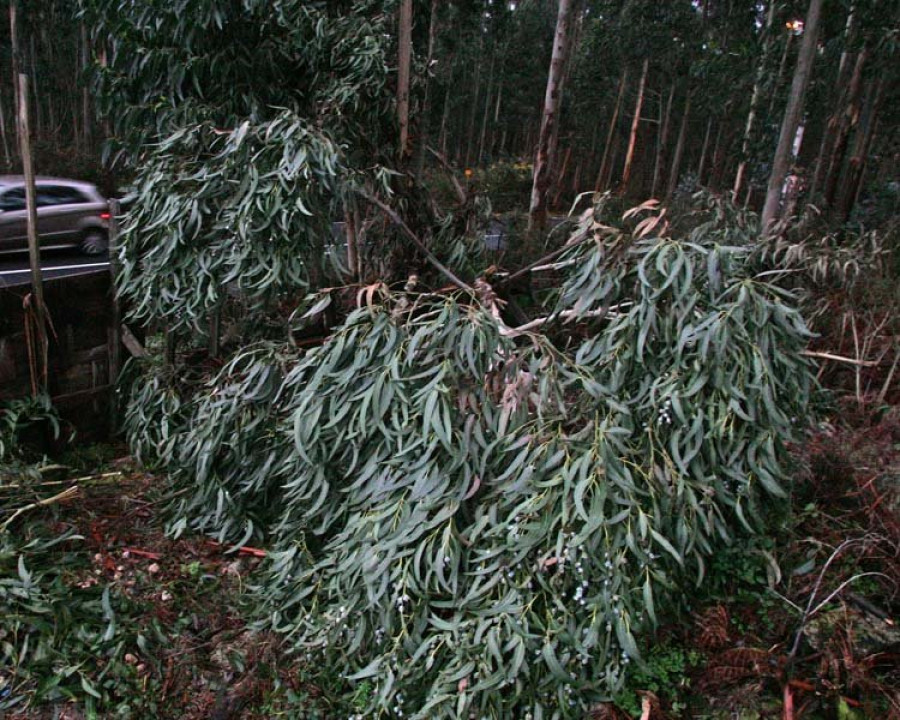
[785,536,894,668]
[1,486,79,532]
[800,350,881,367]
[497,227,596,288]
[0,471,122,492]
[357,191,474,293]
[876,346,899,405]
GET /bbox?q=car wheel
[80,229,108,256]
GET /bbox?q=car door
[41,185,98,244]
[0,187,28,252]
[35,185,77,244]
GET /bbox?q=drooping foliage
[123,198,814,717]
[82,0,818,715]
[81,0,397,330]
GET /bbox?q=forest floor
[3,403,900,720]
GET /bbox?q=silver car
[0,176,110,255]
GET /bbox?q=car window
[0,187,25,211]
[36,185,90,207]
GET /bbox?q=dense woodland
[1,1,900,719]
[2,0,898,225]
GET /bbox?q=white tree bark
[529,0,575,232]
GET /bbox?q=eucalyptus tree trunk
[733,0,776,203]
[17,72,47,393]
[477,52,496,167]
[839,77,884,221]
[651,81,675,198]
[696,118,713,184]
[823,48,867,209]
[547,7,583,197]
[463,51,482,168]
[808,5,857,202]
[619,57,648,196]
[80,21,91,151]
[552,144,572,207]
[529,0,575,232]
[767,31,794,118]
[29,34,41,139]
[666,93,691,200]
[571,156,584,194]
[414,0,440,178]
[397,0,412,160]
[711,121,734,190]
[706,123,723,187]
[438,77,452,157]
[0,92,10,167]
[761,0,823,234]
[488,73,503,158]
[594,65,628,191]
[9,2,20,121]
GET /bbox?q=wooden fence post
[107,199,122,429]
[17,71,48,394]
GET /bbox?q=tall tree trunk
[594,65,628,191]
[761,0,823,233]
[571,156,584,194]
[29,34,41,139]
[696,118,713,183]
[80,21,91,151]
[552,143,572,208]
[528,0,575,232]
[767,31,794,118]
[823,48,867,209]
[666,93,691,200]
[477,52,496,167]
[9,2,20,122]
[547,8,582,198]
[706,123,724,187]
[397,0,413,160]
[414,0,440,178]
[0,91,10,167]
[809,5,858,202]
[839,77,883,221]
[463,52,482,168]
[438,77,452,158]
[733,0,776,203]
[619,57,648,196]
[488,73,503,158]
[17,73,47,393]
[651,81,675,198]
[711,121,734,190]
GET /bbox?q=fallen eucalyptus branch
[497,227,597,287]
[503,306,625,337]
[357,190,474,294]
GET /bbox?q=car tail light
[100,212,111,220]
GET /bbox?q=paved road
[0,249,110,288]
[0,215,570,289]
